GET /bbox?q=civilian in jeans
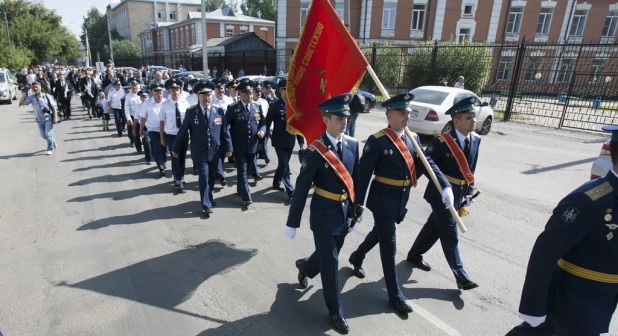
[20,81,58,155]
[345,92,364,137]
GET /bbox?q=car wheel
[478,117,492,135]
[363,104,371,113]
[441,121,453,134]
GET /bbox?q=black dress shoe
[351,265,365,279]
[253,174,263,181]
[406,255,432,272]
[193,169,198,176]
[159,169,165,177]
[244,200,253,206]
[390,299,413,313]
[295,259,308,288]
[272,184,284,191]
[211,200,217,207]
[265,158,270,164]
[178,183,184,191]
[203,208,213,215]
[220,179,227,186]
[330,314,350,334]
[287,191,294,199]
[457,280,479,290]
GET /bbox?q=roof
[110,0,203,11]
[186,32,273,52]
[187,8,274,25]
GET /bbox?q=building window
[569,10,587,36]
[157,10,164,19]
[382,3,396,30]
[557,58,575,83]
[170,11,176,19]
[240,26,248,34]
[524,57,542,81]
[497,56,514,81]
[300,3,310,29]
[602,11,618,37]
[589,59,607,83]
[507,7,524,34]
[412,5,425,31]
[458,28,471,42]
[226,26,234,36]
[536,8,553,35]
[463,4,474,16]
[335,3,344,20]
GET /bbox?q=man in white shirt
[453,76,465,89]
[125,78,142,152]
[140,83,167,171]
[160,78,191,188]
[107,80,125,137]
[134,90,152,164]
[212,78,235,182]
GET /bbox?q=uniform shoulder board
[584,181,613,201]
[373,131,385,138]
[307,146,316,151]
[408,131,418,138]
[188,104,197,110]
[437,135,446,142]
[229,101,239,107]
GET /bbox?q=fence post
[369,43,377,93]
[429,40,438,85]
[558,71,579,129]
[504,38,527,121]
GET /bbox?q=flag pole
[365,65,468,233]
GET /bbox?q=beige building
[107,0,202,46]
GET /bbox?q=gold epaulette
[188,104,197,110]
[229,101,239,107]
[408,131,418,138]
[584,181,613,201]
[437,136,445,142]
[373,131,384,138]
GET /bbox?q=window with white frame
[335,3,344,20]
[589,59,607,83]
[524,57,543,81]
[170,11,176,19]
[497,56,514,81]
[226,26,234,36]
[569,10,587,36]
[557,58,575,83]
[507,7,524,34]
[463,4,474,16]
[412,5,425,31]
[240,26,248,34]
[300,3,310,29]
[458,28,471,42]
[603,11,618,37]
[382,3,396,30]
[157,10,164,19]
[536,8,553,35]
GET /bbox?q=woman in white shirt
[107,81,126,137]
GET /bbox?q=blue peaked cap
[382,93,415,112]
[315,93,353,117]
[445,96,477,116]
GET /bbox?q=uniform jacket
[265,98,304,149]
[424,128,480,209]
[174,104,232,162]
[224,100,266,154]
[359,129,450,219]
[286,133,360,236]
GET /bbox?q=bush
[360,44,407,91]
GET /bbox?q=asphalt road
[0,96,615,336]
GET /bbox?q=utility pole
[343,0,350,33]
[202,0,209,77]
[106,8,114,66]
[84,27,91,67]
[4,12,13,61]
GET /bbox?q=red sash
[438,133,474,184]
[381,128,417,187]
[309,139,356,202]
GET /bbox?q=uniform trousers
[165,133,188,185]
[274,147,294,192]
[112,108,124,136]
[196,156,218,210]
[138,125,152,163]
[233,152,258,201]
[148,131,166,170]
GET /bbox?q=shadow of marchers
[61,151,137,163]
[72,158,144,172]
[58,240,257,323]
[0,150,46,160]
[64,135,116,142]
[68,167,158,186]
[76,201,202,231]
[68,181,176,203]
[67,143,127,154]
[396,262,465,310]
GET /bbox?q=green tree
[207,0,229,11]
[240,0,275,20]
[104,39,142,60]
[0,0,79,65]
[360,44,407,90]
[80,7,122,63]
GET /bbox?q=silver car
[591,139,612,180]
[0,68,17,104]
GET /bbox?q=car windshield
[0,73,5,83]
[410,89,450,105]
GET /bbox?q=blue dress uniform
[224,79,266,205]
[506,125,618,336]
[348,93,450,311]
[285,93,360,334]
[407,97,481,289]
[265,80,304,198]
[174,81,232,214]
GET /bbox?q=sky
[43,0,120,38]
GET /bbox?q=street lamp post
[202,0,209,78]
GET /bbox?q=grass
[493,110,534,121]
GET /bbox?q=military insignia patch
[561,207,580,223]
[301,160,308,170]
[427,144,434,153]
[446,153,451,158]
[404,94,411,100]
[608,232,614,241]
[364,144,371,153]
[606,224,618,230]
[344,95,350,102]
[384,149,388,155]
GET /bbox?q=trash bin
[490,94,498,108]
[559,94,567,103]
[593,96,602,109]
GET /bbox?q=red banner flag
[286,0,369,144]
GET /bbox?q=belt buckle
[403,179,410,186]
[340,193,348,201]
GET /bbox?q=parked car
[406,86,494,136]
[148,66,169,80]
[0,68,17,104]
[357,89,376,112]
[591,139,612,179]
[168,69,180,77]
[174,71,209,83]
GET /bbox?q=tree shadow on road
[57,240,257,324]
[521,156,597,175]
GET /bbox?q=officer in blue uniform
[265,79,305,199]
[224,79,266,206]
[406,97,481,290]
[506,125,618,336]
[283,93,360,334]
[173,80,232,215]
[348,93,453,314]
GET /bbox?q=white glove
[465,195,473,207]
[517,313,546,327]
[346,218,355,233]
[283,226,297,239]
[442,187,454,209]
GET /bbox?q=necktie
[337,141,343,158]
[464,137,470,156]
[175,103,181,128]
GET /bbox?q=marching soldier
[348,93,453,314]
[134,90,152,164]
[224,79,266,206]
[283,93,360,334]
[226,79,240,102]
[506,126,618,335]
[212,78,235,182]
[173,81,232,214]
[265,79,304,199]
[160,78,190,189]
[261,80,277,104]
[139,83,167,171]
[124,78,141,150]
[406,97,481,290]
